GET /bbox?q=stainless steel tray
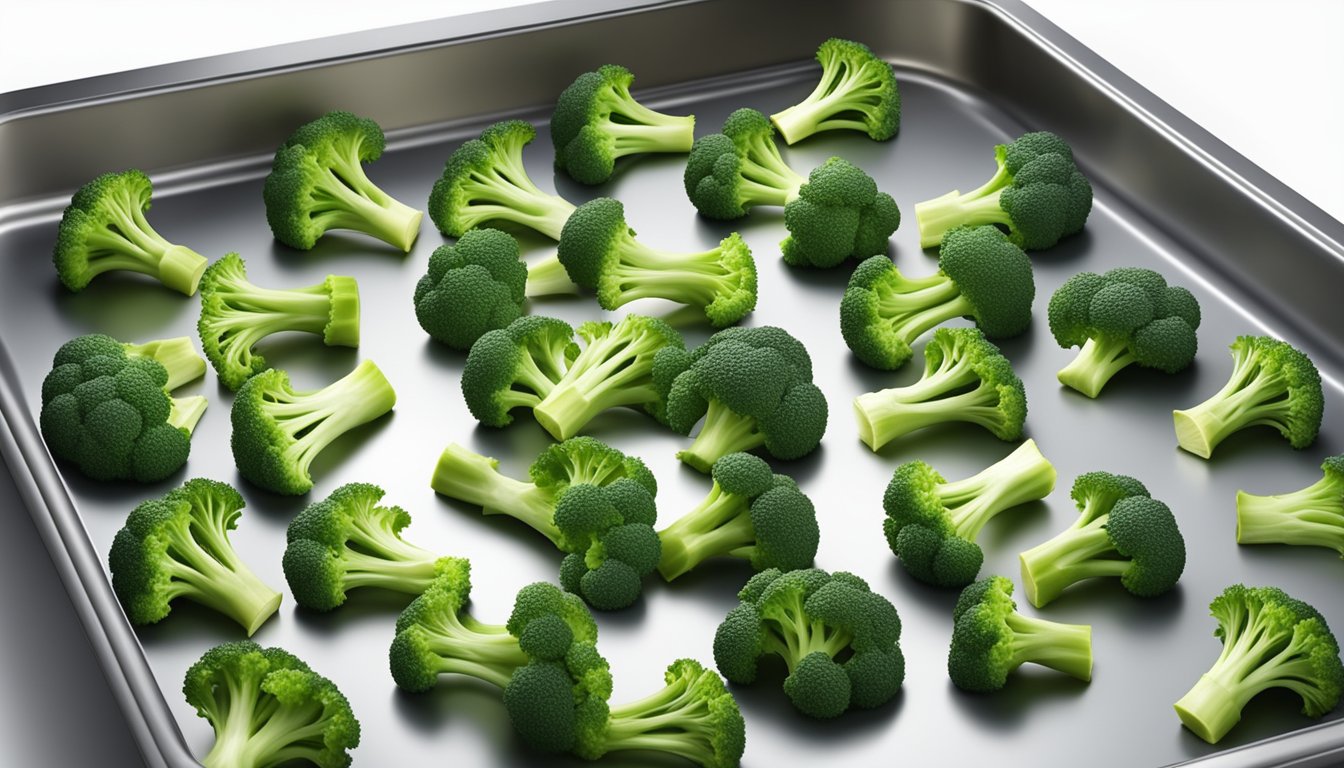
[2,1,1342,766]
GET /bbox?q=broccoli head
[1236,454,1344,558]
[770,38,900,145]
[684,108,808,220]
[413,227,528,350]
[779,156,901,268]
[461,315,579,427]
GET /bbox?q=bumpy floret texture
[684,108,806,220]
[414,228,527,350]
[461,315,579,427]
[780,157,901,268]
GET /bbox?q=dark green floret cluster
[840,225,1035,370]
[1236,454,1344,557]
[770,38,900,145]
[461,315,579,427]
[684,108,807,220]
[780,156,901,268]
[713,567,905,718]
[413,228,527,350]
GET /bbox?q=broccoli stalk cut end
[430,444,563,546]
[1235,458,1344,555]
[1056,336,1135,399]
[524,255,581,298]
[126,336,209,391]
[169,395,209,434]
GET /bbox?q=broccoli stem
[88,198,207,295]
[270,360,396,478]
[656,491,756,580]
[943,441,1055,541]
[605,119,696,157]
[1018,518,1128,607]
[168,396,209,435]
[532,328,663,440]
[604,679,718,764]
[1173,367,1290,459]
[1173,673,1248,744]
[417,617,528,688]
[875,276,978,346]
[738,136,807,208]
[160,516,281,635]
[1005,612,1092,681]
[430,444,563,546]
[677,399,766,473]
[770,56,889,144]
[523,255,580,297]
[308,170,423,252]
[1057,336,1135,398]
[759,591,852,671]
[204,686,331,768]
[602,241,738,311]
[913,188,1011,249]
[126,337,207,390]
[853,370,1005,451]
[1235,484,1344,554]
[463,158,576,241]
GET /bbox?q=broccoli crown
[947,576,1093,692]
[684,108,808,220]
[1048,267,1201,398]
[531,314,686,440]
[262,111,422,252]
[883,439,1057,588]
[1174,335,1323,459]
[557,197,757,327]
[914,130,1093,250]
[229,360,396,495]
[660,325,828,472]
[502,638,614,757]
[184,641,360,768]
[769,38,900,145]
[413,228,527,350]
[52,169,208,295]
[429,120,577,240]
[109,478,281,635]
[1174,584,1344,744]
[1236,454,1344,557]
[712,567,904,718]
[39,333,207,483]
[853,327,1026,451]
[657,452,820,581]
[461,315,579,427]
[779,156,901,269]
[198,253,360,391]
[839,226,1034,370]
[551,64,696,185]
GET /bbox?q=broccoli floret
[1174,335,1323,458]
[532,314,686,440]
[413,228,527,350]
[229,360,396,495]
[109,478,280,635]
[1174,585,1344,744]
[657,452,819,581]
[684,108,807,220]
[779,156,901,269]
[769,38,900,145]
[431,437,661,611]
[1236,455,1344,557]
[262,110,422,252]
[660,325,828,472]
[947,576,1093,693]
[1019,473,1185,607]
[39,333,208,483]
[556,198,757,327]
[52,169,208,295]
[840,226,1034,370]
[429,120,577,240]
[552,64,695,185]
[184,641,360,768]
[461,315,579,427]
[884,439,1057,588]
[853,327,1026,451]
[1048,268,1201,397]
[198,253,360,391]
[712,567,904,718]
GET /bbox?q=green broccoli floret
[431,437,661,611]
[656,452,819,581]
[198,253,360,391]
[413,228,525,350]
[1019,473,1185,607]
[769,38,900,145]
[552,64,695,185]
[779,156,901,269]
[229,360,395,495]
[429,120,577,240]
[532,314,686,440]
[884,439,1057,588]
[915,130,1093,250]
[461,315,579,427]
[52,169,208,295]
[39,333,208,483]
[660,325,828,472]
[1048,268,1201,397]
[555,198,757,327]
[184,641,360,768]
[282,482,452,611]
[109,478,281,635]
[853,327,1026,451]
[947,576,1093,693]
[262,110,422,252]
[1236,455,1344,557]
[712,567,904,718]
[684,108,807,220]
[1173,335,1323,458]
[1174,585,1344,744]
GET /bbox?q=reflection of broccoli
[770,38,900,145]
[1236,455,1344,558]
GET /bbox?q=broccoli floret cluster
[713,567,905,718]
[1173,335,1323,459]
[656,452,820,581]
[1018,471,1186,607]
[853,327,1026,451]
[39,333,208,482]
[684,108,807,220]
[552,64,695,184]
[769,38,900,145]
[184,641,360,768]
[263,110,423,252]
[461,315,579,427]
[1236,455,1344,557]
[1049,267,1201,398]
[109,478,281,635]
[413,228,528,350]
[198,253,360,390]
[840,225,1035,369]
[914,130,1092,250]
[780,156,901,268]
[884,440,1056,588]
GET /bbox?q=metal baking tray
[2,1,1343,766]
